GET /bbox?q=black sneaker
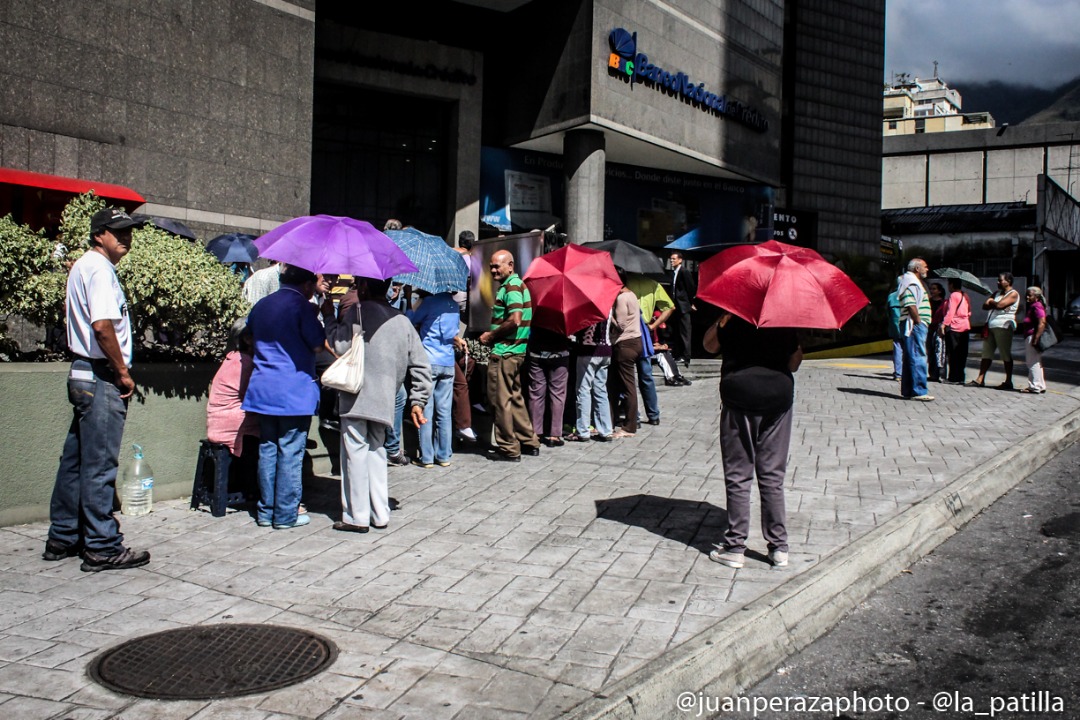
[43,538,82,562]
[386,453,409,467]
[80,547,151,572]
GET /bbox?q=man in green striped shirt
[480,250,540,460]
[898,257,934,402]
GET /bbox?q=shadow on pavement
[837,387,903,399]
[596,494,727,554]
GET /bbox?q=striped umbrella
[385,228,469,294]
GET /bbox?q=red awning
[0,167,144,205]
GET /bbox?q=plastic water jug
[120,444,154,516]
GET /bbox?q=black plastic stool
[190,440,248,516]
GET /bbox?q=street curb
[563,407,1080,719]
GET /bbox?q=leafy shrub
[1,192,249,361]
[0,215,68,329]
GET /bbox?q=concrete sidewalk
[2,353,1079,719]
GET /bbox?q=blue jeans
[49,358,128,554]
[636,354,660,422]
[256,415,309,525]
[383,385,407,456]
[575,355,612,437]
[901,322,929,398]
[891,339,902,378]
[419,364,454,464]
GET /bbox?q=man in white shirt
[45,207,151,572]
[242,261,283,304]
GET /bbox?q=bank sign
[607,28,768,133]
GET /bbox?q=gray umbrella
[932,267,994,295]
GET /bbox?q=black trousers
[672,308,692,360]
[945,328,970,383]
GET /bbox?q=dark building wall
[781,0,885,259]
[483,0,594,148]
[0,0,315,236]
[592,0,784,186]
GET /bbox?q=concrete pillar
[564,130,606,245]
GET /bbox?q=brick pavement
[1,356,1077,719]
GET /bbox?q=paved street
[722,437,1080,720]
[2,342,1079,719]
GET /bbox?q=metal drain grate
[88,624,337,700]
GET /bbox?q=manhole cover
[88,624,337,699]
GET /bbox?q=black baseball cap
[90,208,145,236]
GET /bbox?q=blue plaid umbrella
[385,228,468,293]
[206,233,260,264]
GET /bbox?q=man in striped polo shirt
[898,257,934,402]
[480,250,541,461]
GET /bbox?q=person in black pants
[941,277,972,384]
[669,251,696,366]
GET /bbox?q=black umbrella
[132,215,197,241]
[581,239,666,276]
[206,233,259,264]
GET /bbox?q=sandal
[611,429,636,439]
[1019,387,1045,394]
[965,380,985,387]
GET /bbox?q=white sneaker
[455,428,478,442]
[709,549,744,568]
[769,550,789,567]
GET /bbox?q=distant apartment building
[883,75,995,135]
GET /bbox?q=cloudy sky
[886,0,1080,89]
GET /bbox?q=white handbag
[321,320,365,394]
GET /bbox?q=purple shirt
[1022,300,1046,337]
[242,286,325,416]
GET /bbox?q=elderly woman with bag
[325,277,431,533]
[1019,286,1050,394]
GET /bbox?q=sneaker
[677,377,692,386]
[486,449,521,462]
[565,432,591,442]
[411,459,435,469]
[435,460,452,467]
[769,550,789,567]
[455,427,478,443]
[708,549,744,568]
[911,395,935,402]
[273,514,310,530]
[386,453,409,467]
[645,418,660,426]
[594,434,613,442]
[43,538,81,562]
[664,378,682,387]
[80,547,151,573]
[256,519,272,527]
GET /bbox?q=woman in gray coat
[326,277,432,532]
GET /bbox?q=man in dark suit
[669,251,696,366]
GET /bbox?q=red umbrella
[522,244,623,335]
[697,240,869,329]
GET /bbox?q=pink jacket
[206,351,260,456]
[942,291,971,332]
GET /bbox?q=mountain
[1024,81,1080,124]
[950,76,1080,126]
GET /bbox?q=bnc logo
[608,28,636,80]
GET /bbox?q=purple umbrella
[254,215,418,279]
